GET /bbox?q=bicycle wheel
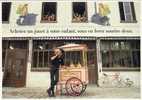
[125,81,134,87]
[65,77,83,96]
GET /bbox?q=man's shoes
[51,94,55,97]
[47,89,56,97]
[51,91,55,97]
[47,89,52,97]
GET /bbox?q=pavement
[2,85,141,99]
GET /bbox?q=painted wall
[2,0,141,37]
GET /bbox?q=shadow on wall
[91,13,110,26]
[17,13,37,26]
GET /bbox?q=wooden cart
[56,44,88,96]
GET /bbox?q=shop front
[2,37,140,87]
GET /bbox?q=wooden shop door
[3,49,27,87]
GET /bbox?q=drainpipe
[96,38,102,86]
[26,39,33,87]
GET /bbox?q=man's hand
[61,65,66,69]
[51,54,58,60]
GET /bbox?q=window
[32,49,52,69]
[72,2,88,22]
[41,2,57,22]
[64,51,83,67]
[119,2,137,23]
[101,40,140,69]
[32,40,65,71]
[32,40,97,71]
[87,49,96,67]
[2,2,11,23]
[2,40,28,71]
[32,41,52,70]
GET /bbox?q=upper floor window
[119,2,137,23]
[72,2,88,23]
[41,2,57,23]
[2,2,11,23]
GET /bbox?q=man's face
[54,48,62,56]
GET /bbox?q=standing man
[47,48,64,97]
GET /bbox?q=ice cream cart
[56,44,88,96]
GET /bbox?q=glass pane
[2,2,11,22]
[72,2,87,22]
[41,2,57,22]
[32,51,38,68]
[87,50,96,66]
[102,51,109,67]
[101,41,110,50]
[130,40,140,49]
[111,41,120,50]
[123,2,133,21]
[132,51,140,67]
[39,51,43,67]
[119,2,125,21]
[120,41,130,50]
[130,2,136,21]
[111,51,120,67]
[44,51,49,67]
[118,51,131,67]
[64,51,83,67]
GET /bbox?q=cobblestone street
[2,85,140,99]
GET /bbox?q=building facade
[2,0,140,87]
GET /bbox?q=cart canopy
[58,43,87,51]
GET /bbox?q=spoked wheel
[65,77,84,96]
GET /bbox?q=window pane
[87,50,96,66]
[39,51,43,67]
[111,41,120,50]
[119,2,125,21]
[64,51,83,67]
[101,41,110,51]
[41,2,57,22]
[130,2,136,21]
[33,51,38,68]
[44,51,51,67]
[111,51,120,67]
[102,51,109,67]
[120,41,130,50]
[132,51,140,67]
[2,2,11,22]
[115,51,131,67]
[72,2,87,22]
[130,40,140,49]
[123,2,133,21]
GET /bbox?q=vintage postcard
[1,0,141,99]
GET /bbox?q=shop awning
[2,36,140,40]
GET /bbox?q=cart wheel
[65,77,83,96]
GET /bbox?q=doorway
[87,49,98,84]
[3,49,27,87]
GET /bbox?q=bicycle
[100,73,134,87]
